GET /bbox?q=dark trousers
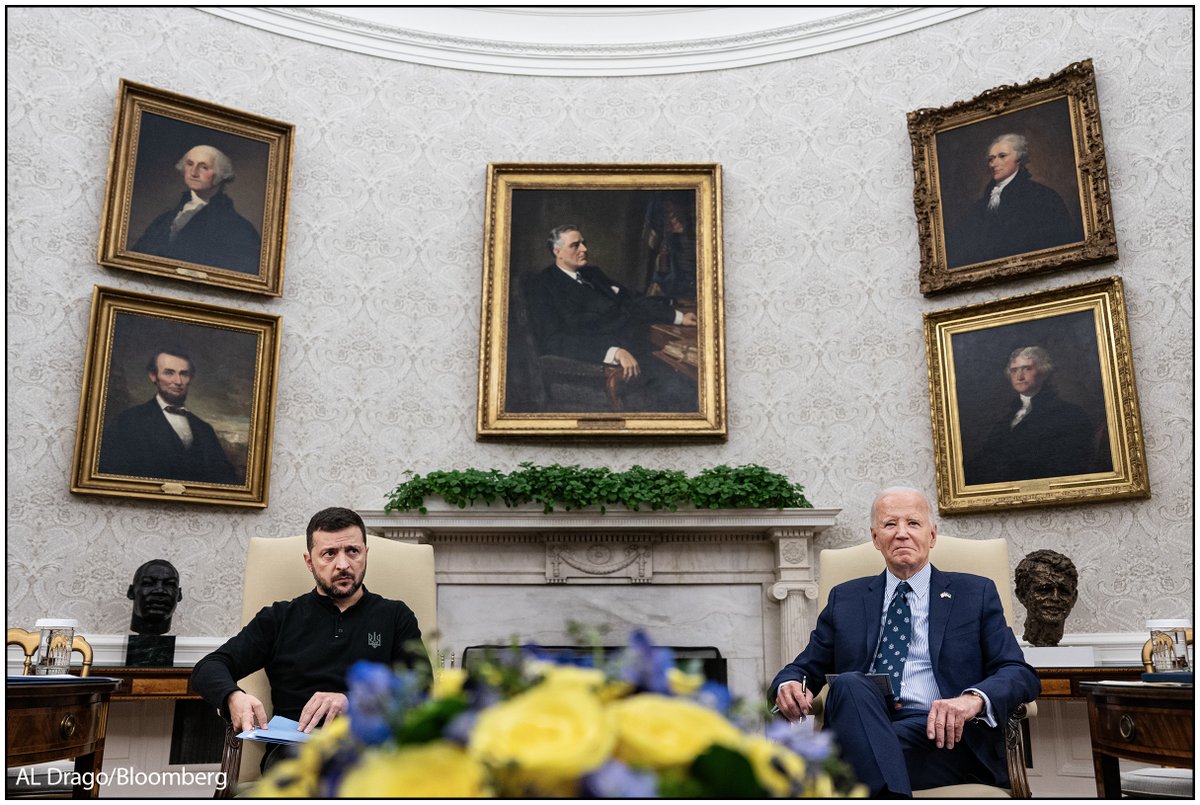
[824,672,993,797]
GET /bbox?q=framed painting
[476,163,726,439]
[71,286,282,507]
[909,59,1117,295]
[924,276,1149,514]
[97,80,294,296]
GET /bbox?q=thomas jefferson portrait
[126,113,268,275]
[953,312,1113,487]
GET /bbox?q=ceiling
[206,7,979,76]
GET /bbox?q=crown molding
[203,7,981,76]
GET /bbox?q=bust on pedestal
[125,559,182,666]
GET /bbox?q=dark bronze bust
[127,559,183,636]
[1014,549,1078,647]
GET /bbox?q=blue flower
[346,661,398,745]
[764,718,835,763]
[693,680,732,714]
[613,629,674,694]
[581,760,658,798]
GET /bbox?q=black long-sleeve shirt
[191,587,428,722]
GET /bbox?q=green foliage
[385,462,810,514]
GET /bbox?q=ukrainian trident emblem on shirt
[367,631,382,649]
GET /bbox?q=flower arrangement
[251,631,862,798]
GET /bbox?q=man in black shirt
[192,507,428,767]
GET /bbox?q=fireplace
[360,505,839,701]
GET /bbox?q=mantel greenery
[385,462,811,514]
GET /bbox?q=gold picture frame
[71,286,282,507]
[477,163,726,439]
[97,80,294,296]
[924,276,1148,514]
[909,59,1117,296]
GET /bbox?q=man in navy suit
[770,487,1039,796]
[524,224,698,412]
[98,348,240,485]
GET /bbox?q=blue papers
[237,714,316,745]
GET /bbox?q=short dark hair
[547,224,581,254]
[305,507,367,551]
[146,348,195,375]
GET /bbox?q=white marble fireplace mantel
[359,506,839,700]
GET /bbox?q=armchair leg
[1005,704,1033,798]
[215,722,242,799]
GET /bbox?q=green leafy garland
[385,462,811,514]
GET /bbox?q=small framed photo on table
[71,286,282,507]
[924,276,1149,514]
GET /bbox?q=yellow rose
[249,758,316,798]
[537,664,607,690]
[469,684,616,795]
[431,667,468,699]
[610,694,742,768]
[338,741,489,798]
[296,713,350,766]
[742,736,805,797]
[667,666,705,696]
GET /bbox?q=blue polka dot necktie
[873,581,912,698]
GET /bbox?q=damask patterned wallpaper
[6,8,1192,639]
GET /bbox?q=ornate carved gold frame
[71,286,282,507]
[924,277,1149,514]
[476,163,726,439]
[97,80,294,296]
[909,59,1117,295]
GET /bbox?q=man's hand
[774,680,814,722]
[613,348,641,380]
[680,312,698,327]
[297,691,349,733]
[226,690,269,734]
[926,693,984,749]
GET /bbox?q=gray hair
[547,224,581,254]
[175,145,235,185]
[990,133,1028,164]
[1007,346,1053,375]
[869,486,935,529]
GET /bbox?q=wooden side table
[6,678,120,798]
[91,665,198,701]
[1081,681,1194,798]
[1038,666,1142,699]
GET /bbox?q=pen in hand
[798,675,807,722]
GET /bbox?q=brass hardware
[60,713,77,739]
[1119,714,1135,740]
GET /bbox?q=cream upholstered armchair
[815,535,1036,799]
[214,535,437,798]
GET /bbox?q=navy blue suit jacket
[770,566,1039,783]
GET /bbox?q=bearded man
[191,508,428,771]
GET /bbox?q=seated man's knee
[827,672,874,700]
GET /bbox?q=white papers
[237,715,316,745]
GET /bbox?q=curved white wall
[6,7,1192,640]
